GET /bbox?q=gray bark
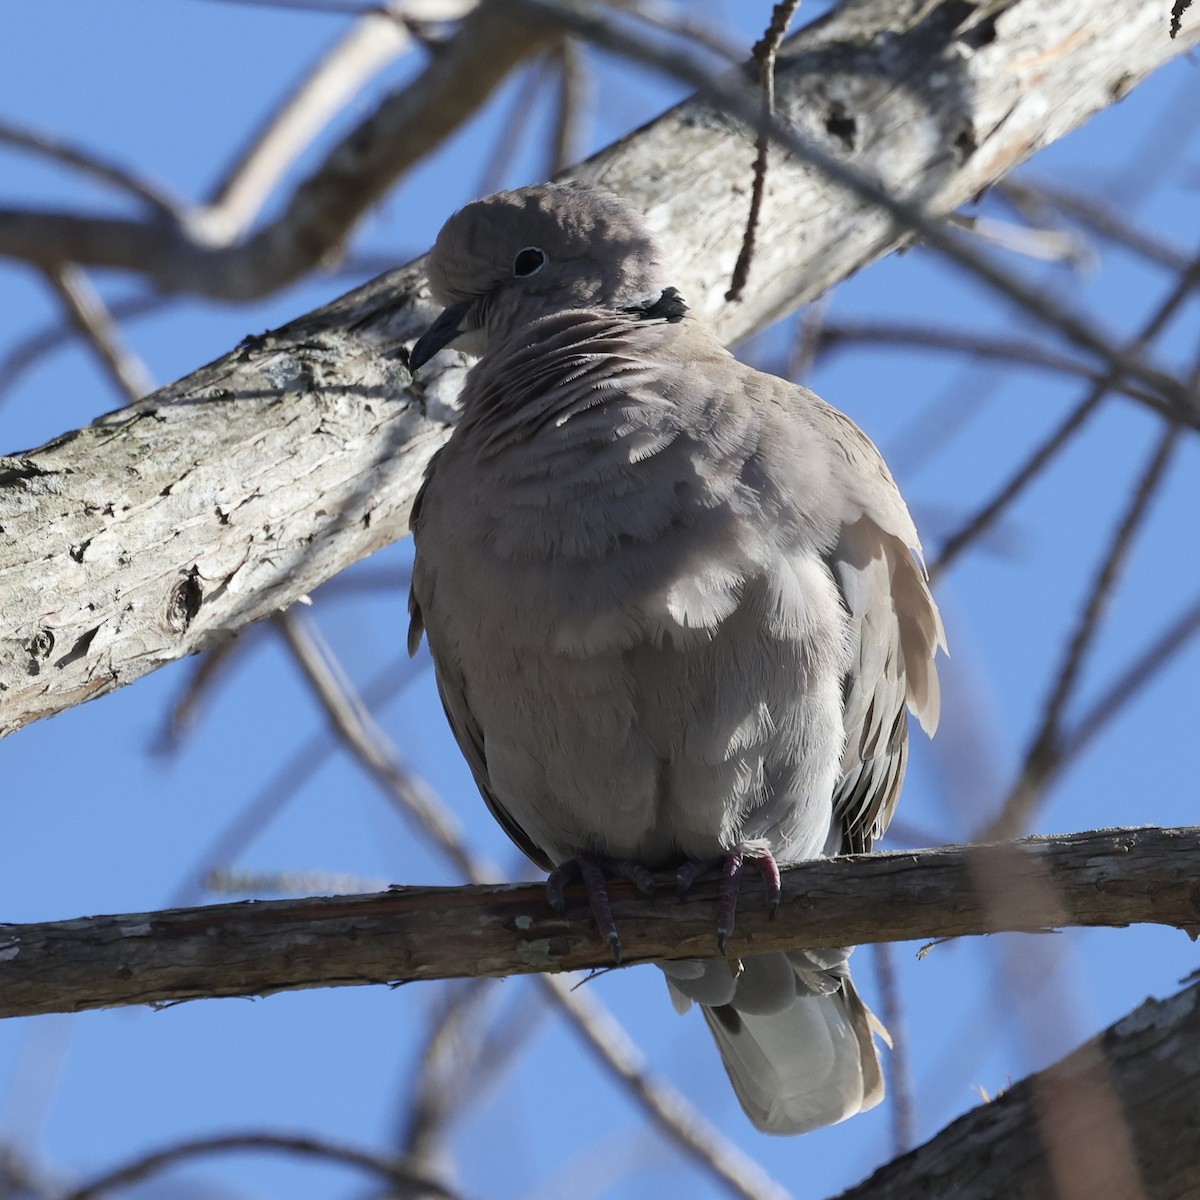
[0,825,1195,1019]
[839,982,1200,1200]
[1,0,1196,735]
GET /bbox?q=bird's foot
[546,853,656,964]
[676,847,782,955]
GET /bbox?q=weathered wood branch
[0,826,1195,1021]
[840,981,1200,1200]
[2,0,1196,735]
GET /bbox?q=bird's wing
[407,467,553,871]
[799,399,946,850]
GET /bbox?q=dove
[406,183,945,1134]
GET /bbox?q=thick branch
[0,826,1196,1020]
[839,981,1200,1200]
[2,0,1197,735]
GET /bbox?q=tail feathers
[700,972,887,1135]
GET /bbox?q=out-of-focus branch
[0,119,183,219]
[63,1131,464,1200]
[998,176,1192,274]
[838,983,1200,1200]
[0,825,1196,1020]
[0,2,551,298]
[980,414,1183,841]
[41,264,154,403]
[932,247,1200,579]
[539,0,1200,422]
[813,320,1165,409]
[200,0,477,242]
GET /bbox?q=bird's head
[408,183,674,369]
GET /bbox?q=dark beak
[408,301,471,372]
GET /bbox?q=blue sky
[1,4,1198,1199]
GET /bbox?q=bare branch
[539,0,1200,422]
[814,320,1165,408]
[0,826,1196,1020]
[998,177,1192,274]
[932,247,1200,579]
[63,1131,465,1200]
[199,2,474,242]
[41,264,154,404]
[0,119,183,219]
[1061,592,1200,765]
[981,419,1182,841]
[0,2,553,298]
[839,983,1200,1200]
[724,0,802,303]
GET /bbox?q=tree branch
[0,826,1195,1021]
[3,0,1198,736]
[839,981,1200,1200]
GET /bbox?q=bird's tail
[662,952,888,1135]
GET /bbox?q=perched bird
[406,183,945,1135]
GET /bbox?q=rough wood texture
[2,0,1196,734]
[840,982,1200,1200]
[0,826,1195,1019]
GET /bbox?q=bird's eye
[512,246,548,277]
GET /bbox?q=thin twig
[63,1132,465,1200]
[41,264,154,403]
[815,320,1166,410]
[931,247,1200,579]
[785,293,830,384]
[476,55,555,198]
[1171,0,1194,40]
[167,649,427,907]
[725,1,801,303]
[276,610,481,881]
[201,2,477,241]
[980,419,1184,841]
[1060,592,1200,765]
[152,634,251,756]
[0,118,183,219]
[542,974,794,1200]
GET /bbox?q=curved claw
[676,848,784,955]
[545,853,656,964]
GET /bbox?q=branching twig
[528,0,1199,425]
[932,247,1200,578]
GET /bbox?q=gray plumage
[407,183,945,1135]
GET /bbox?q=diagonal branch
[3,0,1198,738]
[0,826,1196,1021]
[838,981,1200,1200]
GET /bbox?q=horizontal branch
[2,0,1197,736]
[0,826,1196,1020]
